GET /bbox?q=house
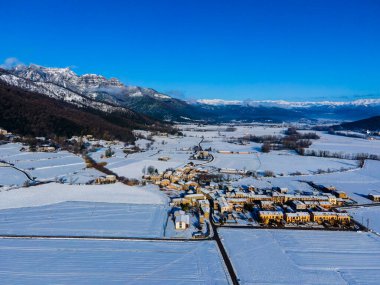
[324,194,337,205]
[273,187,288,193]
[37,145,56,152]
[160,179,171,187]
[303,201,320,208]
[171,198,190,206]
[285,212,310,224]
[290,200,307,210]
[335,213,351,224]
[185,194,206,206]
[158,156,170,161]
[149,175,162,184]
[368,193,380,202]
[260,200,274,209]
[217,197,233,213]
[193,151,210,160]
[248,194,272,202]
[258,211,283,224]
[95,175,117,184]
[311,212,338,224]
[175,214,190,230]
[0,128,8,135]
[319,201,332,209]
[183,181,199,191]
[198,199,210,219]
[334,190,348,199]
[167,183,182,191]
[105,175,117,183]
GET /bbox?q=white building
[175,214,190,230]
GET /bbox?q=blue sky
[1,0,380,101]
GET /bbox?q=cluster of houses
[144,163,355,230]
[200,183,353,228]
[258,210,350,225]
[143,163,207,192]
[191,150,211,161]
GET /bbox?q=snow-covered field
[89,126,361,179]
[0,166,28,186]
[220,228,380,285]
[0,182,166,209]
[209,151,357,175]
[0,201,167,238]
[310,132,380,156]
[236,160,380,204]
[0,183,168,238]
[90,144,189,179]
[347,206,380,234]
[0,239,230,285]
[0,143,102,185]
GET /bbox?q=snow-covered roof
[175,214,190,224]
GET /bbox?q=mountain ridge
[1,64,380,122]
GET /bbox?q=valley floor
[1,123,380,284]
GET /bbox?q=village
[143,158,358,237]
[1,126,376,238]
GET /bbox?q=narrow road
[211,221,240,285]
[0,234,212,242]
[337,203,380,209]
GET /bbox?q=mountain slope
[338,116,380,131]
[0,80,169,141]
[2,64,380,123]
[2,65,193,121]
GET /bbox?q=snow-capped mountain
[2,64,169,107]
[1,63,380,123]
[196,98,380,108]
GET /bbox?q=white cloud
[0,57,24,69]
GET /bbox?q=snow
[209,151,357,175]
[0,182,167,210]
[347,206,380,234]
[220,228,380,285]
[0,143,103,185]
[0,239,230,285]
[196,98,380,108]
[90,146,186,179]
[0,166,28,186]
[310,132,380,156]
[0,201,167,238]
[236,160,380,204]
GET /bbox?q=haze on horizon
[1,0,380,102]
